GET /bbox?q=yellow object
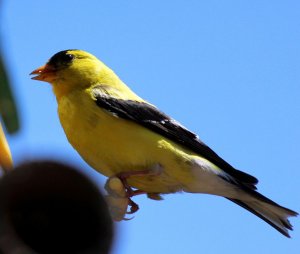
[30,49,297,237]
[0,122,13,171]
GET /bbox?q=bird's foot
[127,198,139,214]
[116,163,163,194]
[105,177,133,221]
[116,163,164,201]
[105,164,163,221]
[105,177,145,220]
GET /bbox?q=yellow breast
[56,90,196,193]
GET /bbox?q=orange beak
[30,64,57,83]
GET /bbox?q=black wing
[92,87,258,188]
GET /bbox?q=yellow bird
[31,49,297,237]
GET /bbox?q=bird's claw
[105,176,141,221]
[105,165,163,221]
[126,199,139,214]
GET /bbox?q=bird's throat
[52,82,76,101]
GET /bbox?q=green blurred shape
[0,53,19,133]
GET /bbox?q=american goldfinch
[31,49,297,237]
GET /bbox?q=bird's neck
[52,83,70,101]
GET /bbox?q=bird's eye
[62,54,75,63]
[47,50,76,68]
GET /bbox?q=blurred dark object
[0,51,20,134]
[0,161,113,254]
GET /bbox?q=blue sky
[2,1,300,253]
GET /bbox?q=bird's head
[30,49,111,98]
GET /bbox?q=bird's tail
[186,157,297,236]
[227,193,298,237]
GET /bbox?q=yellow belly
[57,91,196,193]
